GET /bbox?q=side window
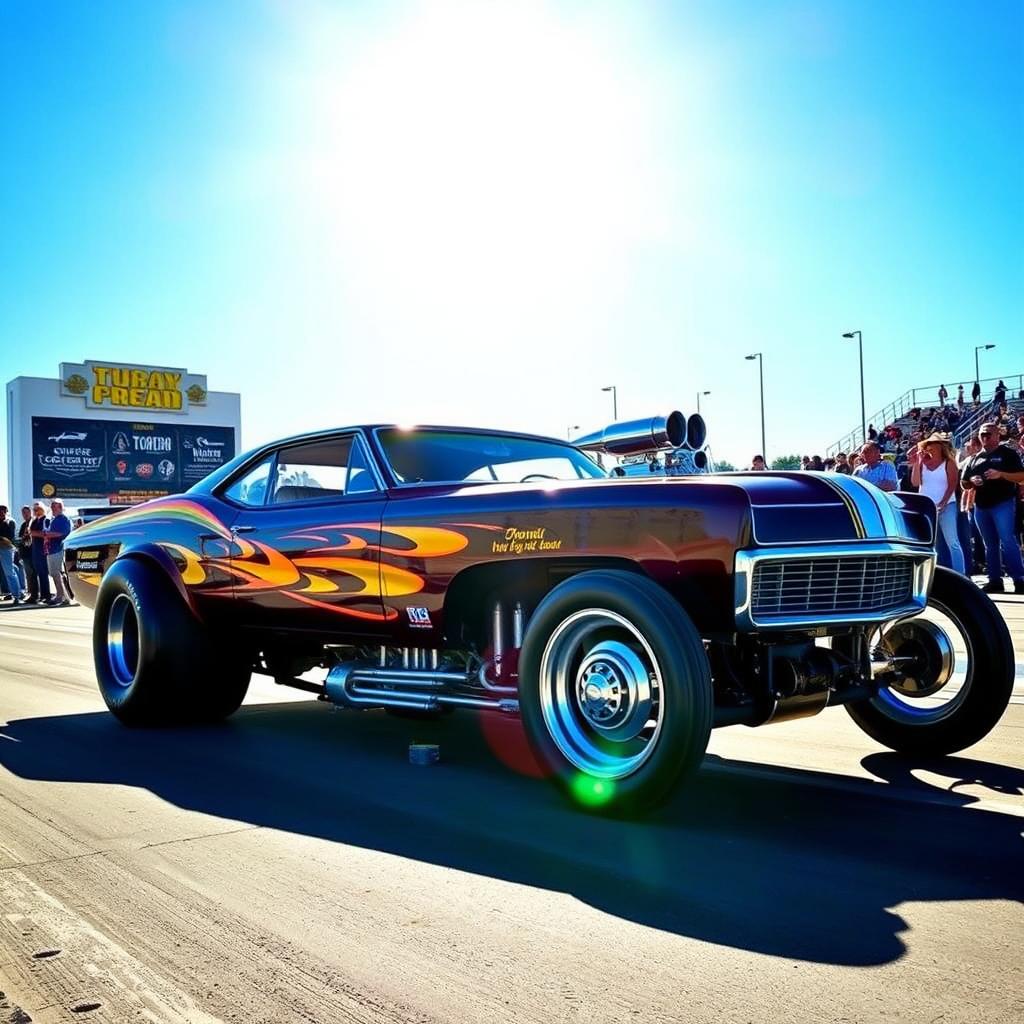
[224,455,274,506]
[270,436,379,504]
[345,438,378,494]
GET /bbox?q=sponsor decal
[491,526,562,555]
[157,459,175,480]
[135,463,154,479]
[111,431,131,453]
[406,606,432,627]
[116,460,128,475]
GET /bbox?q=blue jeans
[974,499,1024,582]
[934,502,965,575]
[956,510,975,571]
[0,547,20,601]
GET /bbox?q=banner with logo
[31,417,235,502]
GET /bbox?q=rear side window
[270,436,378,504]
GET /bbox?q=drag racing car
[64,412,1015,813]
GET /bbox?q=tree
[771,454,802,470]
[714,459,737,472]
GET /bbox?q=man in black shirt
[961,422,1024,593]
[16,505,38,603]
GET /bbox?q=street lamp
[696,390,710,414]
[567,424,579,440]
[974,344,996,391]
[744,354,765,461]
[842,331,866,445]
[601,386,618,420]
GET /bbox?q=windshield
[376,429,606,485]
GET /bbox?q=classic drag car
[65,413,1014,812]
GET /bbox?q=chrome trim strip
[749,502,848,509]
[734,542,935,632]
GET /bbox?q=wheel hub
[881,619,955,698]
[576,640,652,741]
[107,593,140,688]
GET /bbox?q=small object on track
[408,743,440,766]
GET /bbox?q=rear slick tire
[518,570,712,816]
[843,567,1014,755]
[93,558,250,726]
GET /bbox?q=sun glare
[262,2,678,345]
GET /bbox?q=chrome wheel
[538,608,664,779]
[107,594,140,687]
[871,599,971,724]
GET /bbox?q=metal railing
[826,373,1023,456]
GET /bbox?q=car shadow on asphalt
[0,699,1020,968]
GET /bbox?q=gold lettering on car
[492,526,562,555]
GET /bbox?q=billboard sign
[59,360,208,414]
[32,416,234,502]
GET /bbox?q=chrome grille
[751,556,916,620]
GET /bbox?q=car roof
[190,423,578,494]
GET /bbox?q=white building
[6,360,241,507]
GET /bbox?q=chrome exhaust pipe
[572,412,685,456]
[684,413,707,451]
[325,663,519,714]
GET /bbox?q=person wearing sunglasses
[961,422,1024,594]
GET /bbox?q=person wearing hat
[909,433,965,574]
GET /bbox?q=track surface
[0,600,1022,1023]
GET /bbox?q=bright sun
[256,2,680,346]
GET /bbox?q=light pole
[601,386,618,420]
[745,354,765,461]
[974,344,995,392]
[842,331,866,445]
[696,390,710,414]
[567,424,579,440]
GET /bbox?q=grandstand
[827,373,1024,457]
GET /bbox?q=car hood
[409,471,935,547]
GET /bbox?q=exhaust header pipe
[685,413,707,451]
[572,411,686,457]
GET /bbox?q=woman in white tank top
[910,433,965,574]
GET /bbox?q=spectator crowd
[745,392,1024,595]
[0,499,77,607]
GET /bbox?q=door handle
[232,525,256,534]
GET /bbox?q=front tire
[843,567,1014,754]
[94,558,250,725]
[519,570,712,814]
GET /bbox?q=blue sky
[2,0,1022,487]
